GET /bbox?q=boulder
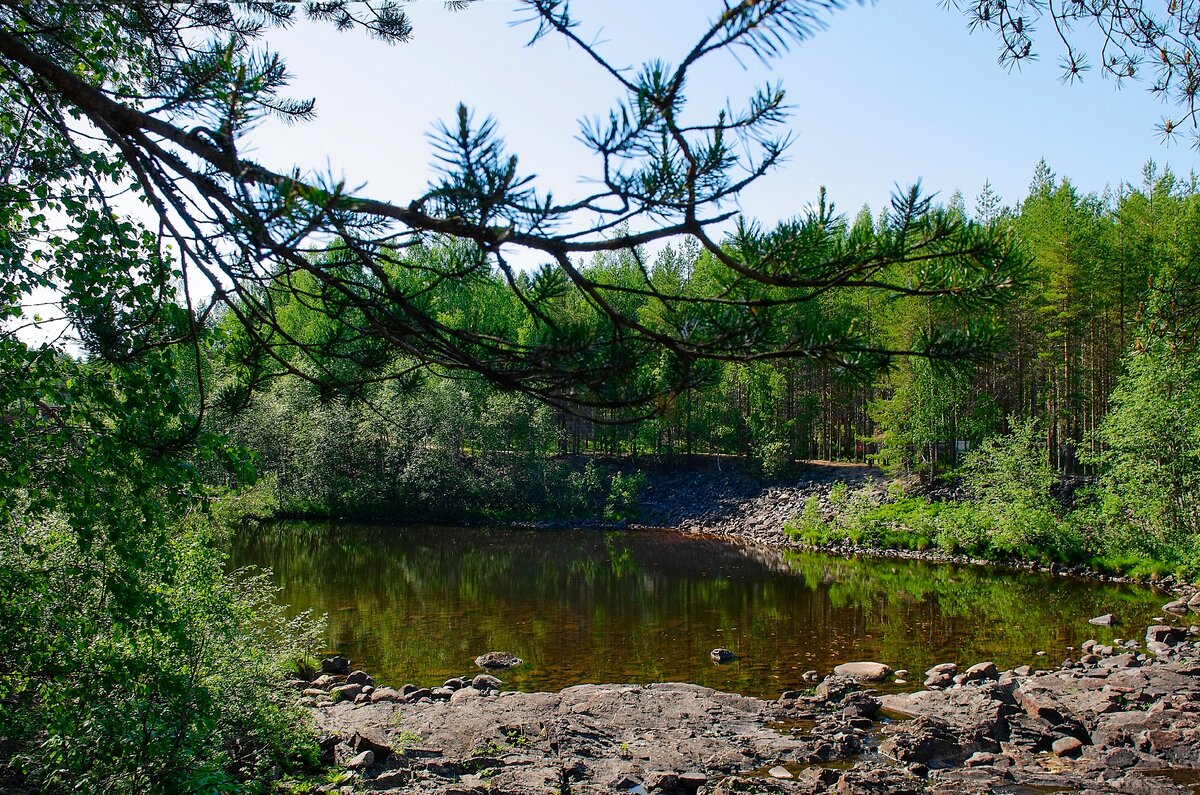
[369,687,404,703]
[925,662,957,677]
[1089,614,1116,626]
[474,651,523,669]
[1188,592,1200,614]
[1051,736,1084,756]
[1147,625,1187,647]
[833,661,892,682]
[472,674,503,690]
[320,656,350,675]
[344,750,373,769]
[710,648,736,664]
[1163,599,1190,614]
[329,683,362,702]
[345,670,374,686]
[814,675,861,703]
[963,661,999,682]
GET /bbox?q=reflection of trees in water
[228,523,1164,697]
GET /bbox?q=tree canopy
[1,1,1195,413]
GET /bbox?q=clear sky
[246,1,1198,235]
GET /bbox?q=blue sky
[251,1,1198,227]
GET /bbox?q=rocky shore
[292,462,1200,793]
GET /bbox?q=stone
[1147,625,1187,646]
[344,750,373,769]
[814,675,860,703]
[472,674,502,690]
[431,686,455,700]
[710,648,736,664]
[1163,599,1190,614]
[801,670,820,682]
[329,683,362,702]
[320,656,350,675]
[833,661,892,682]
[1089,614,1116,626]
[443,677,465,690]
[345,670,373,686]
[1188,592,1200,613]
[402,687,432,703]
[924,673,953,689]
[767,765,793,779]
[963,661,999,682]
[450,685,482,702]
[925,662,957,677]
[368,687,403,703]
[351,732,393,762]
[1052,736,1084,756]
[474,651,523,669]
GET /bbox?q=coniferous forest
[3,2,1200,793]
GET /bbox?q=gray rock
[472,674,502,690]
[345,670,373,687]
[368,687,403,703]
[767,765,793,779]
[474,651,523,669]
[450,685,482,702]
[344,749,373,769]
[710,647,736,664]
[1089,614,1116,626]
[833,661,891,682]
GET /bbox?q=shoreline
[290,481,1200,794]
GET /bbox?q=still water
[230,522,1168,699]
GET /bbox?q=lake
[229,522,1168,698]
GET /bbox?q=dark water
[229,522,1169,699]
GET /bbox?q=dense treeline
[216,158,1200,506]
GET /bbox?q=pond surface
[230,522,1169,699]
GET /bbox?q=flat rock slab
[311,682,837,794]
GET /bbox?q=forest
[3,1,1200,793]
[213,160,1200,576]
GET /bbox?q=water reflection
[229,522,1168,698]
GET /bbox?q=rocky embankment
[297,592,1200,794]
[635,462,878,547]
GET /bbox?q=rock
[963,661,999,682]
[450,685,482,702]
[924,673,953,689]
[368,687,404,703]
[329,683,362,702]
[321,656,350,675]
[801,670,820,682]
[431,686,455,700]
[471,674,502,690]
[893,669,909,679]
[401,687,432,703]
[1052,736,1084,756]
[1188,592,1200,614]
[815,675,860,703]
[833,661,892,682]
[767,765,793,779]
[1089,614,1116,626]
[1147,625,1187,646]
[443,677,465,690]
[345,670,373,686]
[925,662,957,677]
[710,647,736,664]
[344,749,373,769]
[1163,599,1190,614]
[351,732,392,762]
[474,651,523,670]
